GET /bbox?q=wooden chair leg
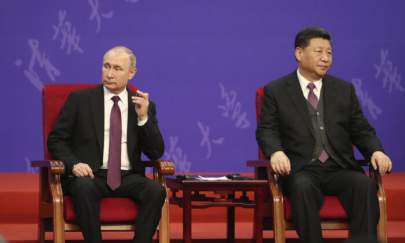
[53,227,65,243]
[273,199,286,243]
[273,216,286,243]
[159,193,170,243]
[377,197,388,243]
[376,178,388,243]
[53,215,65,243]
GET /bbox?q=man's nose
[107,69,114,77]
[320,53,330,62]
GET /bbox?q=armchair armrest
[356,159,383,184]
[144,160,175,176]
[31,160,65,221]
[31,160,65,174]
[247,160,283,199]
[247,159,286,231]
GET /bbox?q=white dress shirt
[297,69,323,100]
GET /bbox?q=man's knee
[144,180,166,205]
[351,175,378,194]
[68,177,98,197]
[289,174,316,193]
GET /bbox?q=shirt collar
[296,69,323,92]
[103,87,128,105]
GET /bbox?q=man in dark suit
[256,27,392,243]
[47,46,165,243]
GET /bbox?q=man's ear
[295,47,302,62]
[129,67,137,80]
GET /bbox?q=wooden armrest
[368,164,383,186]
[247,160,282,195]
[31,160,65,174]
[356,159,384,184]
[144,160,175,175]
[356,159,369,167]
[247,159,276,176]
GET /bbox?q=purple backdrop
[1,0,404,172]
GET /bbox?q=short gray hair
[103,46,136,69]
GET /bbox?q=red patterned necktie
[107,96,122,190]
[307,83,329,163]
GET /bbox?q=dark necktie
[307,83,329,163]
[107,96,122,190]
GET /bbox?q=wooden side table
[166,178,268,243]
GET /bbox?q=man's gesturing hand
[270,151,291,175]
[131,90,149,121]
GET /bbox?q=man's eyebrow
[104,62,123,68]
[112,64,123,69]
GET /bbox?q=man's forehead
[104,52,130,65]
[308,38,332,47]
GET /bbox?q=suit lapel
[285,73,314,135]
[90,85,105,155]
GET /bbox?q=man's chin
[317,70,328,78]
[103,83,116,91]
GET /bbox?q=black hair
[295,27,331,49]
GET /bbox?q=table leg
[183,189,192,243]
[227,205,235,242]
[254,188,264,243]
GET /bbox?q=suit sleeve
[256,85,284,158]
[349,84,384,159]
[47,92,80,174]
[138,102,165,160]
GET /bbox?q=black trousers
[65,170,166,243]
[282,159,379,243]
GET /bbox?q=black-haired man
[256,27,392,243]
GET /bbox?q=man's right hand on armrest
[72,162,95,178]
[270,151,291,175]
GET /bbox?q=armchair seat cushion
[284,196,347,220]
[64,196,139,223]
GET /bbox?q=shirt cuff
[137,117,148,126]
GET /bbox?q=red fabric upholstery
[43,84,96,160]
[64,196,139,223]
[256,87,267,160]
[256,87,348,221]
[43,83,139,224]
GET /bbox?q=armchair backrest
[255,87,266,160]
[42,83,137,160]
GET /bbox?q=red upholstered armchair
[32,84,175,243]
[247,87,387,243]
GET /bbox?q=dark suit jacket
[47,85,165,179]
[256,72,383,173]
